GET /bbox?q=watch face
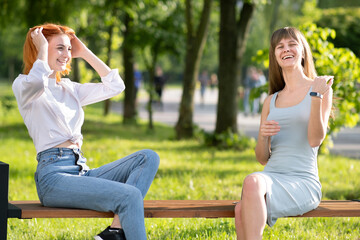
[310,92,322,98]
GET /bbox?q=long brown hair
[268,27,317,94]
[23,23,75,83]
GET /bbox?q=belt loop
[59,148,63,157]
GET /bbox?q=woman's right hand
[259,120,280,139]
[30,27,48,61]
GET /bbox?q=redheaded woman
[13,23,160,240]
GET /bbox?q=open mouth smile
[282,55,294,60]
[57,59,68,65]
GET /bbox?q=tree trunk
[175,0,213,139]
[104,23,114,116]
[235,3,255,92]
[268,0,281,39]
[215,0,238,134]
[122,13,137,124]
[146,61,156,130]
[215,0,255,134]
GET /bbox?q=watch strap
[309,92,323,99]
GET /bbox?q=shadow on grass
[0,123,29,139]
[0,117,173,141]
[9,166,36,180]
[323,187,360,200]
[82,119,174,141]
[155,166,252,180]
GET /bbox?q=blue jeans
[35,148,160,240]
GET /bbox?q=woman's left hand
[312,75,334,95]
[70,34,89,59]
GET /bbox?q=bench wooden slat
[9,200,360,219]
[300,200,360,217]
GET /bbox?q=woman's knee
[141,149,160,169]
[242,174,266,196]
[116,186,143,210]
[126,187,143,204]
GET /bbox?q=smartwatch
[309,92,323,99]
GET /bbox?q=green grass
[1,82,360,239]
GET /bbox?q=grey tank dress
[253,87,322,226]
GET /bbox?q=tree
[103,16,116,116]
[122,11,137,123]
[215,0,255,134]
[135,1,185,129]
[316,8,360,58]
[301,24,360,145]
[0,0,85,82]
[175,0,213,139]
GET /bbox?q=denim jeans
[35,148,160,240]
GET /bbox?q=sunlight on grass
[1,83,359,239]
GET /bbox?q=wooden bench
[2,162,360,239]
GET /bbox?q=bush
[197,128,256,151]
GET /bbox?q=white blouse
[12,59,125,153]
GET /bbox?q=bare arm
[308,76,334,147]
[70,35,111,77]
[255,95,280,165]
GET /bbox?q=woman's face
[274,37,303,70]
[47,34,71,78]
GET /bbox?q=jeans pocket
[37,153,60,171]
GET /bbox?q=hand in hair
[70,34,89,59]
[30,27,48,61]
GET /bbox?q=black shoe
[94,226,126,240]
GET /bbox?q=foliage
[317,0,360,8]
[316,7,360,57]
[197,128,256,150]
[300,24,360,132]
[1,81,360,238]
[252,23,360,152]
[0,84,17,124]
[243,0,312,67]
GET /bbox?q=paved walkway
[112,88,360,159]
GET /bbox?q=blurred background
[0,0,359,155]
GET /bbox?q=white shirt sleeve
[73,69,125,106]
[12,59,53,109]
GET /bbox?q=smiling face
[47,34,72,78]
[268,27,317,94]
[274,37,303,70]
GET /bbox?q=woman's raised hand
[31,27,48,61]
[70,34,89,59]
[312,75,334,95]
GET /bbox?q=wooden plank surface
[9,200,360,219]
[300,200,360,217]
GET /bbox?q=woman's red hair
[23,23,75,82]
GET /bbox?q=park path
[112,87,360,159]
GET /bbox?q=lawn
[1,82,360,239]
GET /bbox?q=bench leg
[0,161,9,240]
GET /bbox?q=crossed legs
[235,174,267,240]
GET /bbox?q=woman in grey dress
[234,27,333,239]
